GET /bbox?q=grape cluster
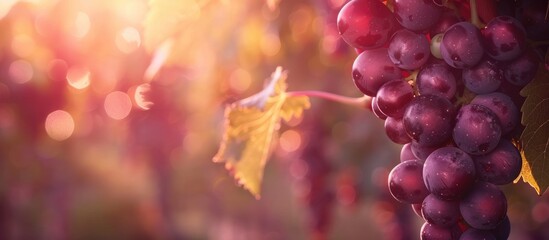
[337,0,547,239]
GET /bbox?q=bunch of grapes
[337,0,547,239]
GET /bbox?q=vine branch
[288,90,372,109]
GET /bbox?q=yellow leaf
[515,147,541,194]
[213,67,311,198]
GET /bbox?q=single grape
[460,182,507,230]
[393,0,443,32]
[459,228,496,240]
[385,117,412,144]
[400,142,417,162]
[422,194,461,227]
[474,139,521,185]
[376,79,414,118]
[471,92,519,134]
[453,104,502,156]
[403,94,456,147]
[462,59,503,94]
[371,97,388,120]
[388,160,429,204]
[440,22,485,69]
[482,16,527,61]
[388,29,430,70]
[352,48,402,96]
[430,33,444,59]
[417,62,457,100]
[503,49,539,87]
[337,0,398,50]
[423,147,476,201]
[420,222,461,240]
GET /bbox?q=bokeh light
[228,68,252,93]
[115,27,141,54]
[133,83,153,110]
[104,91,132,120]
[72,11,90,38]
[66,66,90,89]
[260,31,281,57]
[45,110,75,141]
[279,129,302,152]
[9,60,33,84]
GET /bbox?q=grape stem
[288,90,372,109]
[469,0,484,28]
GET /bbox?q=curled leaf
[213,67,310,198]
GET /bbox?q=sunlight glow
[11,34,36,58]
[73,11,90,38]
[261,31,281,57]
[134,83,153,110]
[66,66,90,90]
[104,91,132,120]
[9,60,33,84]
[45,110,75,141]
[116,27,141,54]
[228,68,252,93]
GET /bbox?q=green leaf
[213,67,310,198]
[517,65,549,195]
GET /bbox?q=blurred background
[0,0,548,239]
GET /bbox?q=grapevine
[216,0,549,239]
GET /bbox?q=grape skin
[471,92,519,134]
[388,160,430,204]
[462,59,503,94]
[376,79,414,118]
[453,104,502,156]
[385,117,412,144]
[400,142,417,162]
[388,29,431,70]
[440,22,485,69]
[422,194,461,227]
[430,10,462,36]
[352,48,402,96]
[393,0,443,32]
[337,0,398,50]
[423,147,476,201]
[371,97,388,120]
[460,182,507,230]
[420,222,461,240]
[403,94,456,147]
[503,48,539,87]
[411,140,441,161]
[417,62,458,99]
[473,139,521,185]
[482,16,527,61]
